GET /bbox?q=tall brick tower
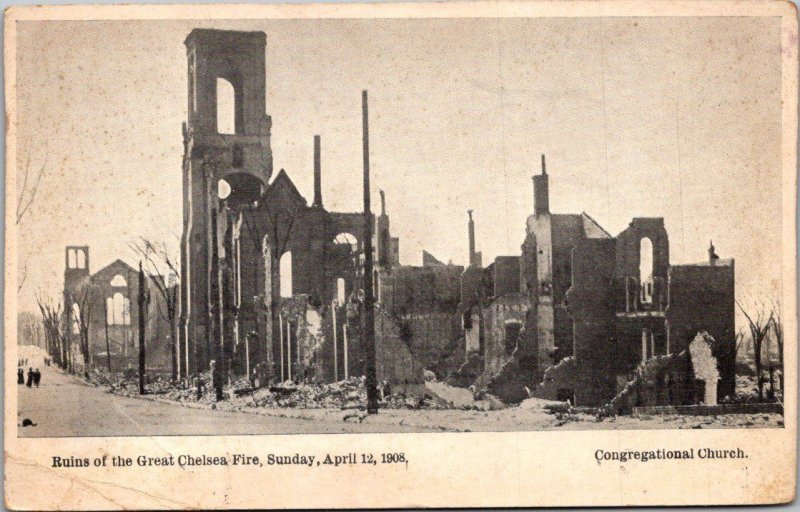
[179,29,273,375]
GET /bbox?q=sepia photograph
[11,10,791,436]
[4,1,797,508]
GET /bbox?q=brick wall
[568,238,618,406]
[666,262,736,399]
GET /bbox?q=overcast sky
[14,16,783,314]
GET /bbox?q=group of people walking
[18,367,41,388]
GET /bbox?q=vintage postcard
[4,0,798,508]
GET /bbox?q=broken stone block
[689,331,720,405]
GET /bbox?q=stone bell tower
[180,29,274,374]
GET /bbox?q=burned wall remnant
[667,260,736,400]
[174,26,470,389]
[481,293,529,378]
[173,29,738,407]
[63,248,173,372]
[378,263,465,380]
[522,159,613,378]
[567,238,617,406]
[517,166,736,409]
[180,29,274,375]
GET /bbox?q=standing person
[33,368,41,388]
[17,368,24,385]
[26,368,33,388]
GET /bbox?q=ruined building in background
[461,157,736,407]
[62,247,173,371]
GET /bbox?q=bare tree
[17,311,44,348]
[769,298,784,395]
[36,292,65,369]
[737,299,773,401]
[67,278,96,379]
[16,154,47,225]
[734,327,746,360]
[130,237,180,381]
[17,262,28,294]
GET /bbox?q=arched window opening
[106,297,114,325]
[216,77,236,135]
[108,293,131,325]
[68,249,77,269]
[217,178,232,200]
[336,277,346,304]
[280,251,293,298]
[333,232,358,253]
[114,293,124,325]
[76,250,86,269]
[639,237,654,304]
[110,274,127,287]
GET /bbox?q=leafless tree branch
[16,155,47,225]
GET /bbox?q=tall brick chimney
[312,135,322,208]
[468,210,476,264]
[533,154,549,215]
[467,210,482,267]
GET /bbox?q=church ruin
[176,28,737,408]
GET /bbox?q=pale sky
[14,16,783,314]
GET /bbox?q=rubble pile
[91,367,464,411]
[240,378,450,410]
[599,352,683,417]
[243,378,366,409]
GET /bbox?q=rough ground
[18,346,784,436]
[16,356,441,437]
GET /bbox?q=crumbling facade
[176,29,736,407]
[179,29,421,388]
[463,159,736,407]
[179,29,274,379]
[63,247,173,371]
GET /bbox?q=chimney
[467,211,482,267]
[533,153,549,215]
[468,210,476,266]
[708,240,719,265]
[312,135,322,208]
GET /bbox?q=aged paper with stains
[4,1,797,508]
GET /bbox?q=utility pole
[279,313,285,382]
[361,90,379,414]
[332,300,338,381]
[344,324,349,380]
[138,261,149,395]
